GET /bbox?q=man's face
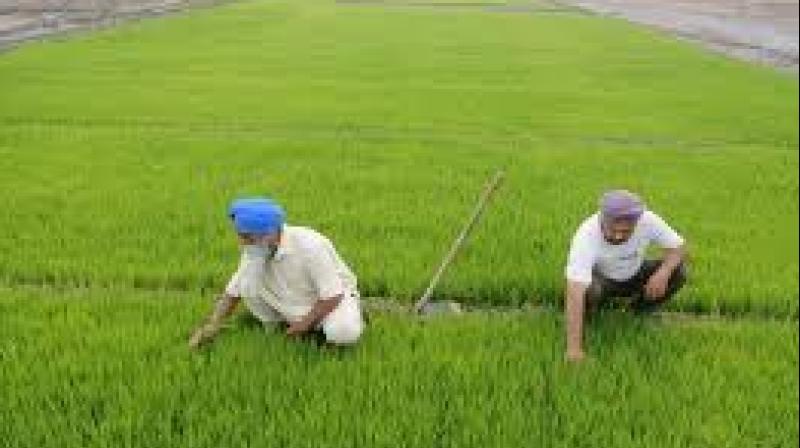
[602,218,636,245]
[237,232,280,248]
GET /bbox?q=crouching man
[565,190,688,362]
[189,198,364,349]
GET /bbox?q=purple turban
[600,190,645,222]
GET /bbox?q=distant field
[0,0,797,315]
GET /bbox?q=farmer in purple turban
[188,197,364,349]
[564,190,687,362]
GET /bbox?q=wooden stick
[414,170,505,314]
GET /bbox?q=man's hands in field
[644,270,670,300]
[189,321,221,349]
[566,348,586,363]
[188,295,240,350]
[285,320,312,337]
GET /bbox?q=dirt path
[559,0,799,71]
[0,0,227,50]
[2,0,796,68]
[338,0,798,71]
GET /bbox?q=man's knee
[634,263,688,312]
[584,281,604,310]
[323,319,363,345]
[586,280,603,301]
[667,263,688,297]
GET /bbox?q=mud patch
[335,0,588,14]
[0,0,232,50]
[558,0,799,71]
[336,0,797,70]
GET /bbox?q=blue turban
[227,197,285,235]
[228,198,275,220]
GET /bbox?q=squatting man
[564,190,688,362]
[189,198,365,348]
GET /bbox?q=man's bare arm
[659,245,685,275]
[565,281,588,362]
[645,245,686,299]
[188,294,241,349]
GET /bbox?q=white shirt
[225,225,358,321]
[565,211,684,284]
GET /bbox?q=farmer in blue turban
[189,197,364,348]
[564,190,688,362]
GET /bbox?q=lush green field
[0,1,797,446]
[0,0,797,315]
[1,287,797,447]
[0,132,797,315]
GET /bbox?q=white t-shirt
[225,225,358,321]
[565,211,684,284]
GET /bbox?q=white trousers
[244,293,364,345]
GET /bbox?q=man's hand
[644,245,685,301]
[188,295,240,350]
[188,329,206,350]
[285,320,312,337]
[566,348,585,363]
[285,296,342,338]
[644,269,670,300]
[188,322,220,349]
[565,281,588,364]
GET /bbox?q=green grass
[1,1,796,145]
[0,3,797,445]
[1,287,797,447]
[0,2,798,317]
[0,130,796,315]
[0,1,796,315]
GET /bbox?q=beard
[604,236,630,245]
[238,245,269,298]
[266,243,278,259]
